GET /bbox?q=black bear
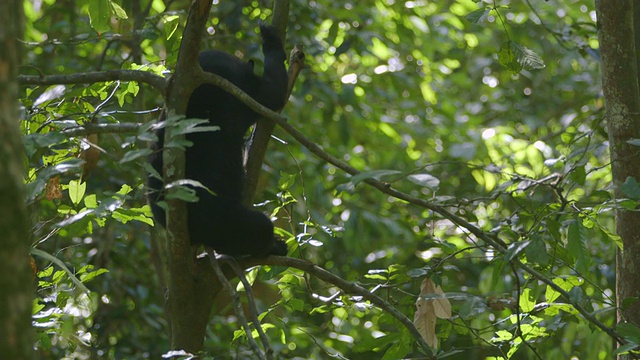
[148,25,288,256]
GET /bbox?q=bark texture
[0,0,34,358]
[163,0,216,352]
[596,1,640,356]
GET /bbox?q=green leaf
[545,277,582,303]
[30,248,90,293]
[614,342,640,356]
[23,132,67,158]
[173,118,219,136]
[543,303,579,316]
[162,15,180,40]
[353,334,397,352]
[510,42,545,70]
[592,219,623,249]
[407,173,440,190]
[498,41,522,73]
[164,180,200,202]
[465,8,491,23]
[381,335,411,360]
[498,41,545,73]
[68,179,86,206]
[84,194,98,208]
[567,219,590,273]
[116,184,133,196]
[621,176,640,199]
[278,172,296,190]
[112,208,154,225]
[120,148,153,164]
[519,288,535,313]
[568,165,586,185]
[88,0,112,34]
[109,1,128,19]
[492,329,512,342]
[80,268,109,283]
[617,322,640,341]
[524,235,549,266]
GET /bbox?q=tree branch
[218,254,274,359]
[207,251,268,360]
[195,67,626,346]
[233,256,435,358]
[61,123,142,136]
[18,70,167,97]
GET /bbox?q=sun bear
[148,25,288,256]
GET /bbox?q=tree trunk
[163,0,217,353]
[0,1,34,358]
[596,1,640,358]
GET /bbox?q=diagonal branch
[196,68,626,347]
[208,251,268,360]
[234,256,435,358]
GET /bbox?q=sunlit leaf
[88,0,112,34]
[465,8,491,23]
[407,173,440,190]
[68,179,86,206]
[510,42,546,70]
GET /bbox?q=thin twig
[60,123,143,136]
[219,255,274,359]
[207,250,267,360]
[510,264,542,360]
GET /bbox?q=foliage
[20,0,624,359]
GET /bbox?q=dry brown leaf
[44,175,62,200]
[413,278,452,349]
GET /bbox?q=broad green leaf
[109,1,128,19]
[88,0,112,34]
[510,42,546,70]
[498,41,522,73]
[381,336,411,360]
[407,173,440,190]
[519,288,535,313]
[621,176,640,199]
[84,194,98,208]
[465,8,491,23]
[68,179,86,206]
[567,219,590,274]
[617,322,640,341]
[525,235,550,266]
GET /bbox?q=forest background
[2,0,640,359]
